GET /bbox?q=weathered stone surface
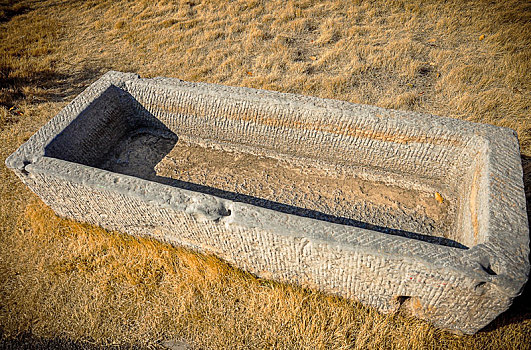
[6,71,529,334]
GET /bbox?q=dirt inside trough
[100,131,456,242]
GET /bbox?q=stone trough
[6,71,529,334]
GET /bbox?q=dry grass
[0,0,530,348]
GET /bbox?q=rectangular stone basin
[6,71,529,334]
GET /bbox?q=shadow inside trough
[148,169,468,249]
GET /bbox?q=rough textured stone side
[20,163,517,334]
[5,71,529,334]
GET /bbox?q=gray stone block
[6,71,529,334]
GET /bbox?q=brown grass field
[1,0,530,348]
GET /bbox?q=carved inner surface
[99,129,465,248]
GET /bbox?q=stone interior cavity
[100,129,461,248]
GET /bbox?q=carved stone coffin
[6,71,529,334]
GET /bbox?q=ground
[0,0,530,349]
